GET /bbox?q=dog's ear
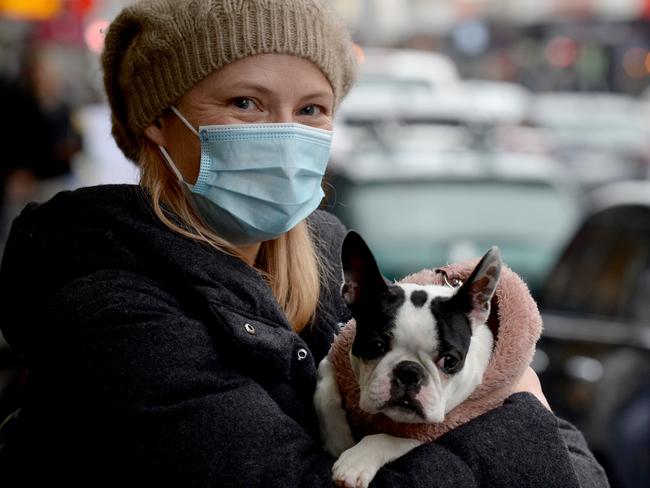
[452,247,501,326]
[341,231,388,308]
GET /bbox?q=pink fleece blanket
[328,259,543,441]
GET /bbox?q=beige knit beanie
[102,0,358,162]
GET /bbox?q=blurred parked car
[528,92,650,188]
[536,180,650,488]
[459,79,532,126]
[355,47,460,93]
[332,53,544,166]
[334,48,467,131]
[325,145,585,296]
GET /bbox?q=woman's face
[145,53,335,183]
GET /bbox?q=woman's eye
[299,105,322,116]
[436,353,460,373]
[232,98,257,111]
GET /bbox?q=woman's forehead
[186,53,334,100]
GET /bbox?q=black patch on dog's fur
[429,296,473,374]
[351,285,405,361]
[410,290,427,308]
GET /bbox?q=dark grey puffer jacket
[0,185,608,487]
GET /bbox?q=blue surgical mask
[159,107,333,245]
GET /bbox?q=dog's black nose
[393,361,426,389]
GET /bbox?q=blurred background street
[1,1,649,486]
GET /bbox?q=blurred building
[334,0,650,94]
[335,0,649,35]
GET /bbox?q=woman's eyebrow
[294,91,335,110]
[298,90,334,101]
[218,82,333,102]
[222,82,274,95]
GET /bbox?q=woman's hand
[513,367,552,411]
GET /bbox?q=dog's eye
[437,354,460,373]
[364,340,386,359]
[371,341,386,355]
[359,336,390,361]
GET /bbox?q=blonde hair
[138,139,324,333]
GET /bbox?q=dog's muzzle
[393,361,426,390]
[387,361,428,417]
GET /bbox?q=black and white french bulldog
[314,231,502,488]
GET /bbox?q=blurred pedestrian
[1,44,83,252]
[18,44,82,202]
[0,1,608,487]
[0,77,29,250]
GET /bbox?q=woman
[0,0,608,486]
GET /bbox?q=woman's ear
[143,117,167,146]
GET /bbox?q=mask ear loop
[157,106,200,183]
[170,106,200,138]
[158,145,186,183]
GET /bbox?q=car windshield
[543,122,647,149]
[336,180,581,291]
[356,74,433,93]
[532,96,650,149]
[541,205,650,320]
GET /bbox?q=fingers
[513,366,551,411]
